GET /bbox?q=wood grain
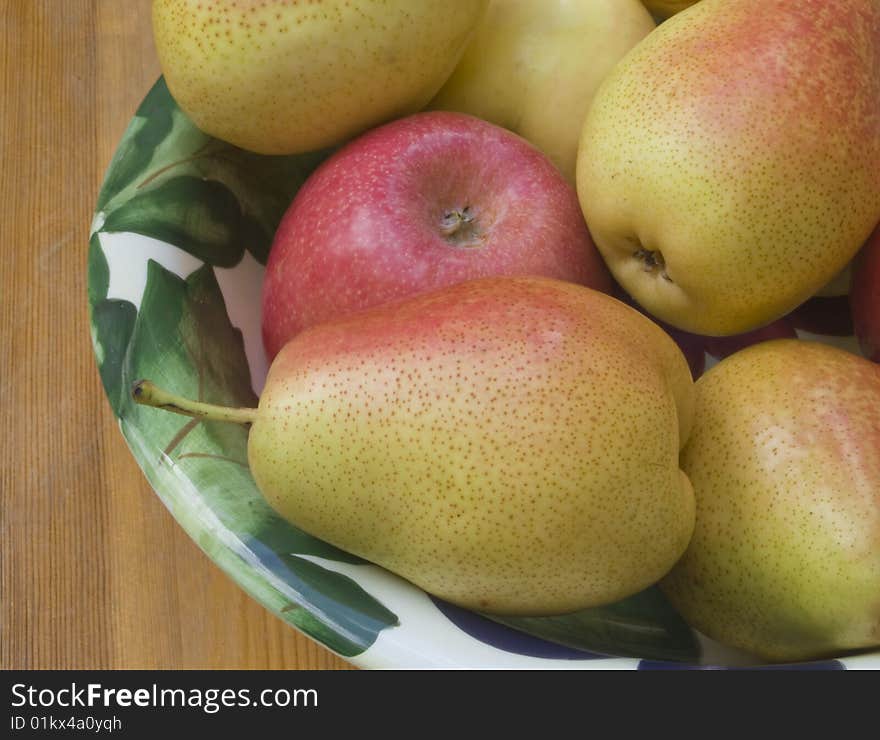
[0,0,352,670]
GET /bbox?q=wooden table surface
[1,0,351,670]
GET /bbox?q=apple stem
[439,205,480,242]
[131,379,259,425]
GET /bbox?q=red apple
[261,111,611,359]
[851,223,880,362]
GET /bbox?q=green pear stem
[131,379,258,425]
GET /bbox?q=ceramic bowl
[88,78,878,670]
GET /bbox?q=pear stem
[131,379,258,425]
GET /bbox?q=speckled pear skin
[249,277,696,615]
[662,340,880,662]
[577,0,880,336]
[152,0,488,154]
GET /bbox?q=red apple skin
[851,224,880,362]
[261,111,612,359]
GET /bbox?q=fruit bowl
[88,78,879,670]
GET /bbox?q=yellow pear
[577,0,880,336]
[429,0,655,183]
[133,277,696,616]
[662,340,880,662]
[152,0,488,154]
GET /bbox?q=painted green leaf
[96,78,175,211]
[180,144,330,264]
[252,516,370,566]
[91,298,137,418]
[489,586,700,663]
[119,258,287,534]
[100,176,261,267]
[246,540,399,655]
[87,231,109,305]
[89,231,135,417]
[95,76,332,266]
[118,260,397,656]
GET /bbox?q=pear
[577,0,880,337]
[133,277,696,616]
[152,0,488,154]
[661,340,880,662]
[429,0,655,183]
